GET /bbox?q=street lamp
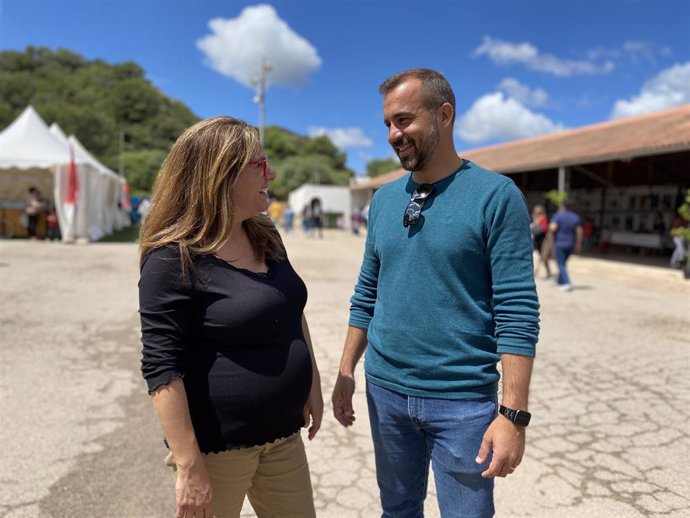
[251,57,272,146]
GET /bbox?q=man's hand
[475,416,525,478]
[332,373,356,427]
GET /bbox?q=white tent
[0,106,69,203]
[49,123,128,240]
[71,134,130,234]
[0,106,129,241]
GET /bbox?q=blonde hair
[139,116,284,275]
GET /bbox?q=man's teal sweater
[349,161,539,398]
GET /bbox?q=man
[137,196,152,222]
[549,202,583,291]
[670,214,687,268]
[332,69,539,518]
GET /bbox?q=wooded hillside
[0,46,354,198]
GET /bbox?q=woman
[530,205,551,278]
[24,186,45,239]
[139,117,322,518]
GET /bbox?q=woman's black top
[139,245,311,454]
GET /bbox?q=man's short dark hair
[379,68,456,123]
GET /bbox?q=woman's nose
[266,165,276,181]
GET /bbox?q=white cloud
[611,62,690,118]
[588,40,670,66]
[196,4,321,88]
[457,92,564,144]
[497,78,548,107]
[475,36,614,77]
[308,127,373,149]
[622,40,658,63]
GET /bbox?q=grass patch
[99,224,141,243]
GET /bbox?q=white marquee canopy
[0,106,130,241]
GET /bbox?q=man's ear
[439,103,454,127]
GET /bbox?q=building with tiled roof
[351,104,690,249]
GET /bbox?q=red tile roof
[352,104,690,191]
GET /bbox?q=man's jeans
[555,244,574,285]
[366,381,497,518]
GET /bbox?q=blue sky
[1,0,689,174]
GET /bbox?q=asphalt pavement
[0,231,688,518]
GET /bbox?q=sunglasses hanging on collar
[403,183,435,227]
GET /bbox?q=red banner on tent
[66,143,78,204]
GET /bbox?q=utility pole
[252,57,272,146]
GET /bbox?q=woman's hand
[300,314,323,441]
[174,458,214,518]
[151,379,212,517]
[303,376,323,440]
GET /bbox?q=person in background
[332,68,539,518]
[301,204,312,235]
[530,205,551,278]
[137,197,151,223]
[283,205,294,233]
[267,197,282,223]
[582,217,596,252]
[549,202,583,292]
[310,199,323,239]
[45,204,60,241]
[24,186,45,239]
[351,208,364,235]
[139,116,322,518]
[670,214,687,268]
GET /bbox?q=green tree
[0,72,36,108]
[0,47,199,192]
[300,135,347,169]
[38,103,117,157]
[264,125,303,160]
[0,47,358,196]
[112,78,161,124]
[545,189,568,206]
[270,154,352,199]
[53,48,86,71]
[122,150,168,194]
[366,158,400,177]
[263,128,354,199]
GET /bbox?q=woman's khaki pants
[167,432,316,518]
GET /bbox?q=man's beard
[394,117,439,172]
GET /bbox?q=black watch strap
[499,405,531,427]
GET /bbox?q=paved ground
[0,230,688,518]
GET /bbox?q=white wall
[288,184,351,225]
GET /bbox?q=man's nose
[388,124,403,143]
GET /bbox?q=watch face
[500,405,531,426]
[514,411,531,426]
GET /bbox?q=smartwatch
[499,405,531,427]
